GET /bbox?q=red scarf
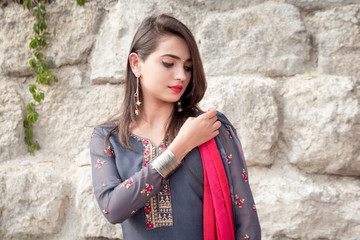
[199,138,235,240]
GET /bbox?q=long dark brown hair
[105,14,207,149]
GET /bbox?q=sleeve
[217,119,262,240]
[89,127,164,224]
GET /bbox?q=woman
[90,14,261,240]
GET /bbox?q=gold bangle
[150,149,180,178]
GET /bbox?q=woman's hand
[169,108,221,161]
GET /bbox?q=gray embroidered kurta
[90,112,261,240]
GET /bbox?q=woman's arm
[90,127,164,224]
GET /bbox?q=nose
[174,65,187,81]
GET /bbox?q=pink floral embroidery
[140,183,154,196]
[104,146,114,156]
[103,209,108,214]
[131,209,138,215]
[144,140,149,145]
[226,153,232,164]
[244,234,249,240]
[95,159,105,169]
[120,178,134,189]
[253,204,257,212]
[143,160,149,167]
[146,222,153,229]
[145,205,151,213]
[235,194,245,208]
[144,150,150,156]
[242,168,248,182]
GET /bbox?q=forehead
[153,35,191,59]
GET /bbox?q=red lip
[168,85,183,93]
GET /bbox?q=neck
[139,100,174,127]
[130,100,175,146]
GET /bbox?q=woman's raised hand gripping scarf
[199,138,235,240]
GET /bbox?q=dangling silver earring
[134,74,141,115]
[177,100,183,112]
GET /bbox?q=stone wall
[0,0,359,239]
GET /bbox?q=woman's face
[136,35,192,107]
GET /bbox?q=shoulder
[216,111,232,126]
[93,122,117,137]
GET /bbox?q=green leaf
[41,62,48,71]
[29,39,38,49]
[23,119,30,128]
[25,128,33,138]
[34,51,44,60]
[33,111,39,122]
[29,84,37,94]
[77,0,86,6]
[34,141,40,150]
[43,32,50,36]
[40,92,45,100]
[27,102,34,111]
[33,23,39,34]
[29,58,36,67]
[23,0,30,10]
[37,66,43,74]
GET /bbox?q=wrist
[151,149,180,178]
[168,136,193,161]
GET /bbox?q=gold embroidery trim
[141,138,173,229]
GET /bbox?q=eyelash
[162,61,193,72]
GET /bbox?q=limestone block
[0,161,70,239]
[201,75,279,166]
[277,0,360,11]
[0,1,103,76]
[44,1,104,67]
[193,0,266,10]
[305,5,360,78]
[33,67,124,158]
[198,2,312,77]
[281,74,360,176]
[0,80,26,161]
[75,166,122,239]
[0,3,34,76]
[251,166,360,239]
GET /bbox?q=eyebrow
[160,54,192,62]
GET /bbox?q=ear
[129,53,141,77]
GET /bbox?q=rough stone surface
[251,164,360,240]
[0,3,34,76]
[0,80,26,161]
[305,5,360,78]
[31,65,124,158]
[0,160,70,239]
[277,0,360,11]
[1,0,360,239]
[198,2,312,77]
[281,74,360,176]
[201,75,279,166]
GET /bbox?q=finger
[213,120,221,130]
[201,108,217,118]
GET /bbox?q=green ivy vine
[1,0,86,155]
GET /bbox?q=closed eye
[184,66,193,72]
[162,61,174,68]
